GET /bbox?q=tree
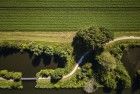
[72,27,114,60]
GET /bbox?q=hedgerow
[0,70,22,81]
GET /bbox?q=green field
[0,0,140,8]
[0,8,139,31]
[0,0,139,32]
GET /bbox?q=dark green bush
[11,81,23,89]
[81,63,93,78]
[50,69,64,83]
[76,72,86,80]
[96,51,116,70]
[37,69,54,78]
[51,74,62,83]
[0,70,8,78]
[110,45,124,60]
[43,46,54,56]
[115,63,131,89]
[29,44,44,56]
[100,71,117,89]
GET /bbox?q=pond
[0,52,57,77]
[0,47,140,94]
[122,47,140,77]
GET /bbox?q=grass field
[0,31,140,43]
[0,0,139,32]
[0,0,139,8]
[0,8,139,32]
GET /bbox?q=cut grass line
[114,31,140,38]
[0,31,140,43]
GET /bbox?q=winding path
[62,51,90,79]
[106,36,140,45]
[62,36,140,79]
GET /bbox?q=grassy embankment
[0,32,140,89]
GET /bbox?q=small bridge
[21,78,36,81]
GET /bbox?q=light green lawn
[0,32,75,43]
[0,31,140,42]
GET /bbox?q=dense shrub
[11,81,23,89]
[96,51,116,70]
[81,63,93,78]
[110,45,124,60]
[50,69,64,83]
[36,69,54,78]
[76,71,86,80]
[93,50,131,89]
[76,63,93,80]
[0,70,8,78]
[99,71,117,89]
[51,74,62,83]
[37,69,64,83]
[115,63,131,89]
[43,46,54,56]
[29,44,44,56]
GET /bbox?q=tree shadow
[31,54,57,68]
[32,55,42,67]
[103,87,112,94]
[0,47,19,57]
[54,54,66,68]
[132,75,140,92]
[71,35,90,62]
[42,54,51,67]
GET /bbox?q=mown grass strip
[0,32,75,43]
[0,31,140,43]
